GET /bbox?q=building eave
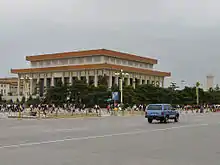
[11,63,171,77]
[26,49,158,64]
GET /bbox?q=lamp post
[114,69,129,105]
[20,75,32,101]
[114,70,129,116]
[19,75,32,119]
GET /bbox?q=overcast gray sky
[1,0,220,87]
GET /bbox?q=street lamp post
[114,69,129,105]
[19,75,32,119]
[20,75,32,101]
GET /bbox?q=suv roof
[148,104,171,106]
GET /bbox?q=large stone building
[11,49,171,98]
[0,78,18,96]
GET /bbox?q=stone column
[139,77,143,85]
[17,77,20,96]
[30,78,33,95]
[43,75,47,96]
[132,78,136,89]
[115,76,119,86]
[86,71,89,84]
[94,70,98,87]
[36,77,40,96]
[69,72,72,85]
[77,71,81,80]
[161,78,164,87]
[44,76,47,88]
[152,76,156,86]
[61,73,65,84]
[144,76,148,84]
[127,75,130,86]
[51,75,54,87]
[22,77,26,96]
[108,71,112,88]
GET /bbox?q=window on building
[77,57,84,64]
[116,59,121,65]
[39,61,44,67]
[128,61,133,66]
[94,56,101,62]
[52,60,58,65]
[60,59,68,65]
[69,58,76,64]
[36,62,40,67]
[110,57,115,63]
[44,60,51,66]
[1,89,3,94]
[135,62,139,67]
[104,56,109,62]
[149,64,153,68]
[86,56,93,63]
[122,60,127,65]
[4,89,6,94]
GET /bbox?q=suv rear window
[147,105,162,110]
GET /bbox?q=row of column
[18,72,164,97]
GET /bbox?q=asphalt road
[0,113,220,165]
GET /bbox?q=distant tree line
[2,76,220,107]
[41,77,220,107]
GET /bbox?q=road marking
[193,119,204,122]
[9,125,41,129]
[0,123,212,149]
[43,127,87,133]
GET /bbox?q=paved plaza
[0,113,220,165]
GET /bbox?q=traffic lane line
[0,123,213,150]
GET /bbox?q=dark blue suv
[145,104,179,123]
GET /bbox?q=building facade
[0,78,18,96]
[206,74,214,90]
[11,49,171,98]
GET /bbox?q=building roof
[26,49,158,64]
[11,63,171,77]
[0,77,18,86]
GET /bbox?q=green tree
[69,79,88,104]
[214,84,220,91]
[98,75,108,87]
[0,94,2,103]
[21,96,26,104]
[123,85,136,105]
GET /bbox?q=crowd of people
[177,104,220,113]
[0,104,25,112]
[0,103,146,116]
[0,103,220,117]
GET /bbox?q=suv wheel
[174,115,179,122]
[148,118,153,123]
[164,116,169,123]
